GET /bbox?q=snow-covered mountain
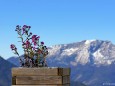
[7,40,115,86]
[47,40,115,66]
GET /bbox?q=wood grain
[16,76,70,85]
[12,84,70,86]
[62,68,70,76]
[12,68,70,76]
[63,76,70,84]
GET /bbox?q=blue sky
[0,0,115,59]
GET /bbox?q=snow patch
[93,49,103,58]
[85,40,96,45]
[70,61,77,66]
[61,48,78,56]
[48,45,62,56]
[63,48,78,52]
[107,60,112,64]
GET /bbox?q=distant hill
[0,56,17,86]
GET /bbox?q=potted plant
[11,25,70,86]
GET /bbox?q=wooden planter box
[12,67,70,86]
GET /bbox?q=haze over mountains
[3,40,115,86]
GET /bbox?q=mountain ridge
[47,40,115,66]
[7,40,115,86]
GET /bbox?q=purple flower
[23,25,31,28]
[28,32,32,37]
[32,35,37,38]
[34,42,37,46]
[10,44,16,50]
[23,25,28,28]
[32,35,37,42]
[25,40,30,48]
[41,41,44,45]
[15,25,21,32]
[22,25,30,35]
[22,28,26,34]
[30,32,32,35]
[37,36,40,39]
[31,35,40,46]
[16,25,19,28]
[28,26,31,28]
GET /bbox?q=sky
[0,0,115,59]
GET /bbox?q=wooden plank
[62,68,70,76]
[63,76,70,84]
[12,84,70,86]
[12,68,70,76]
[16,76,69,85]
[12,76,16,85]
[58,68,70,76]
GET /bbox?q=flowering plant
[10,25,48,67]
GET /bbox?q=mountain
[7,40,115,86]
[0,56,17,86]
[7,55,23,66]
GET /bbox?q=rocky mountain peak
[47,40,115,66]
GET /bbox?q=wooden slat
[12,84,70,86]
[12,68,70,76]
[16,76,69,85]
[12,76,16,85]
[63,76,70,84]
[58,68,70,76]
[62,68,70,76]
